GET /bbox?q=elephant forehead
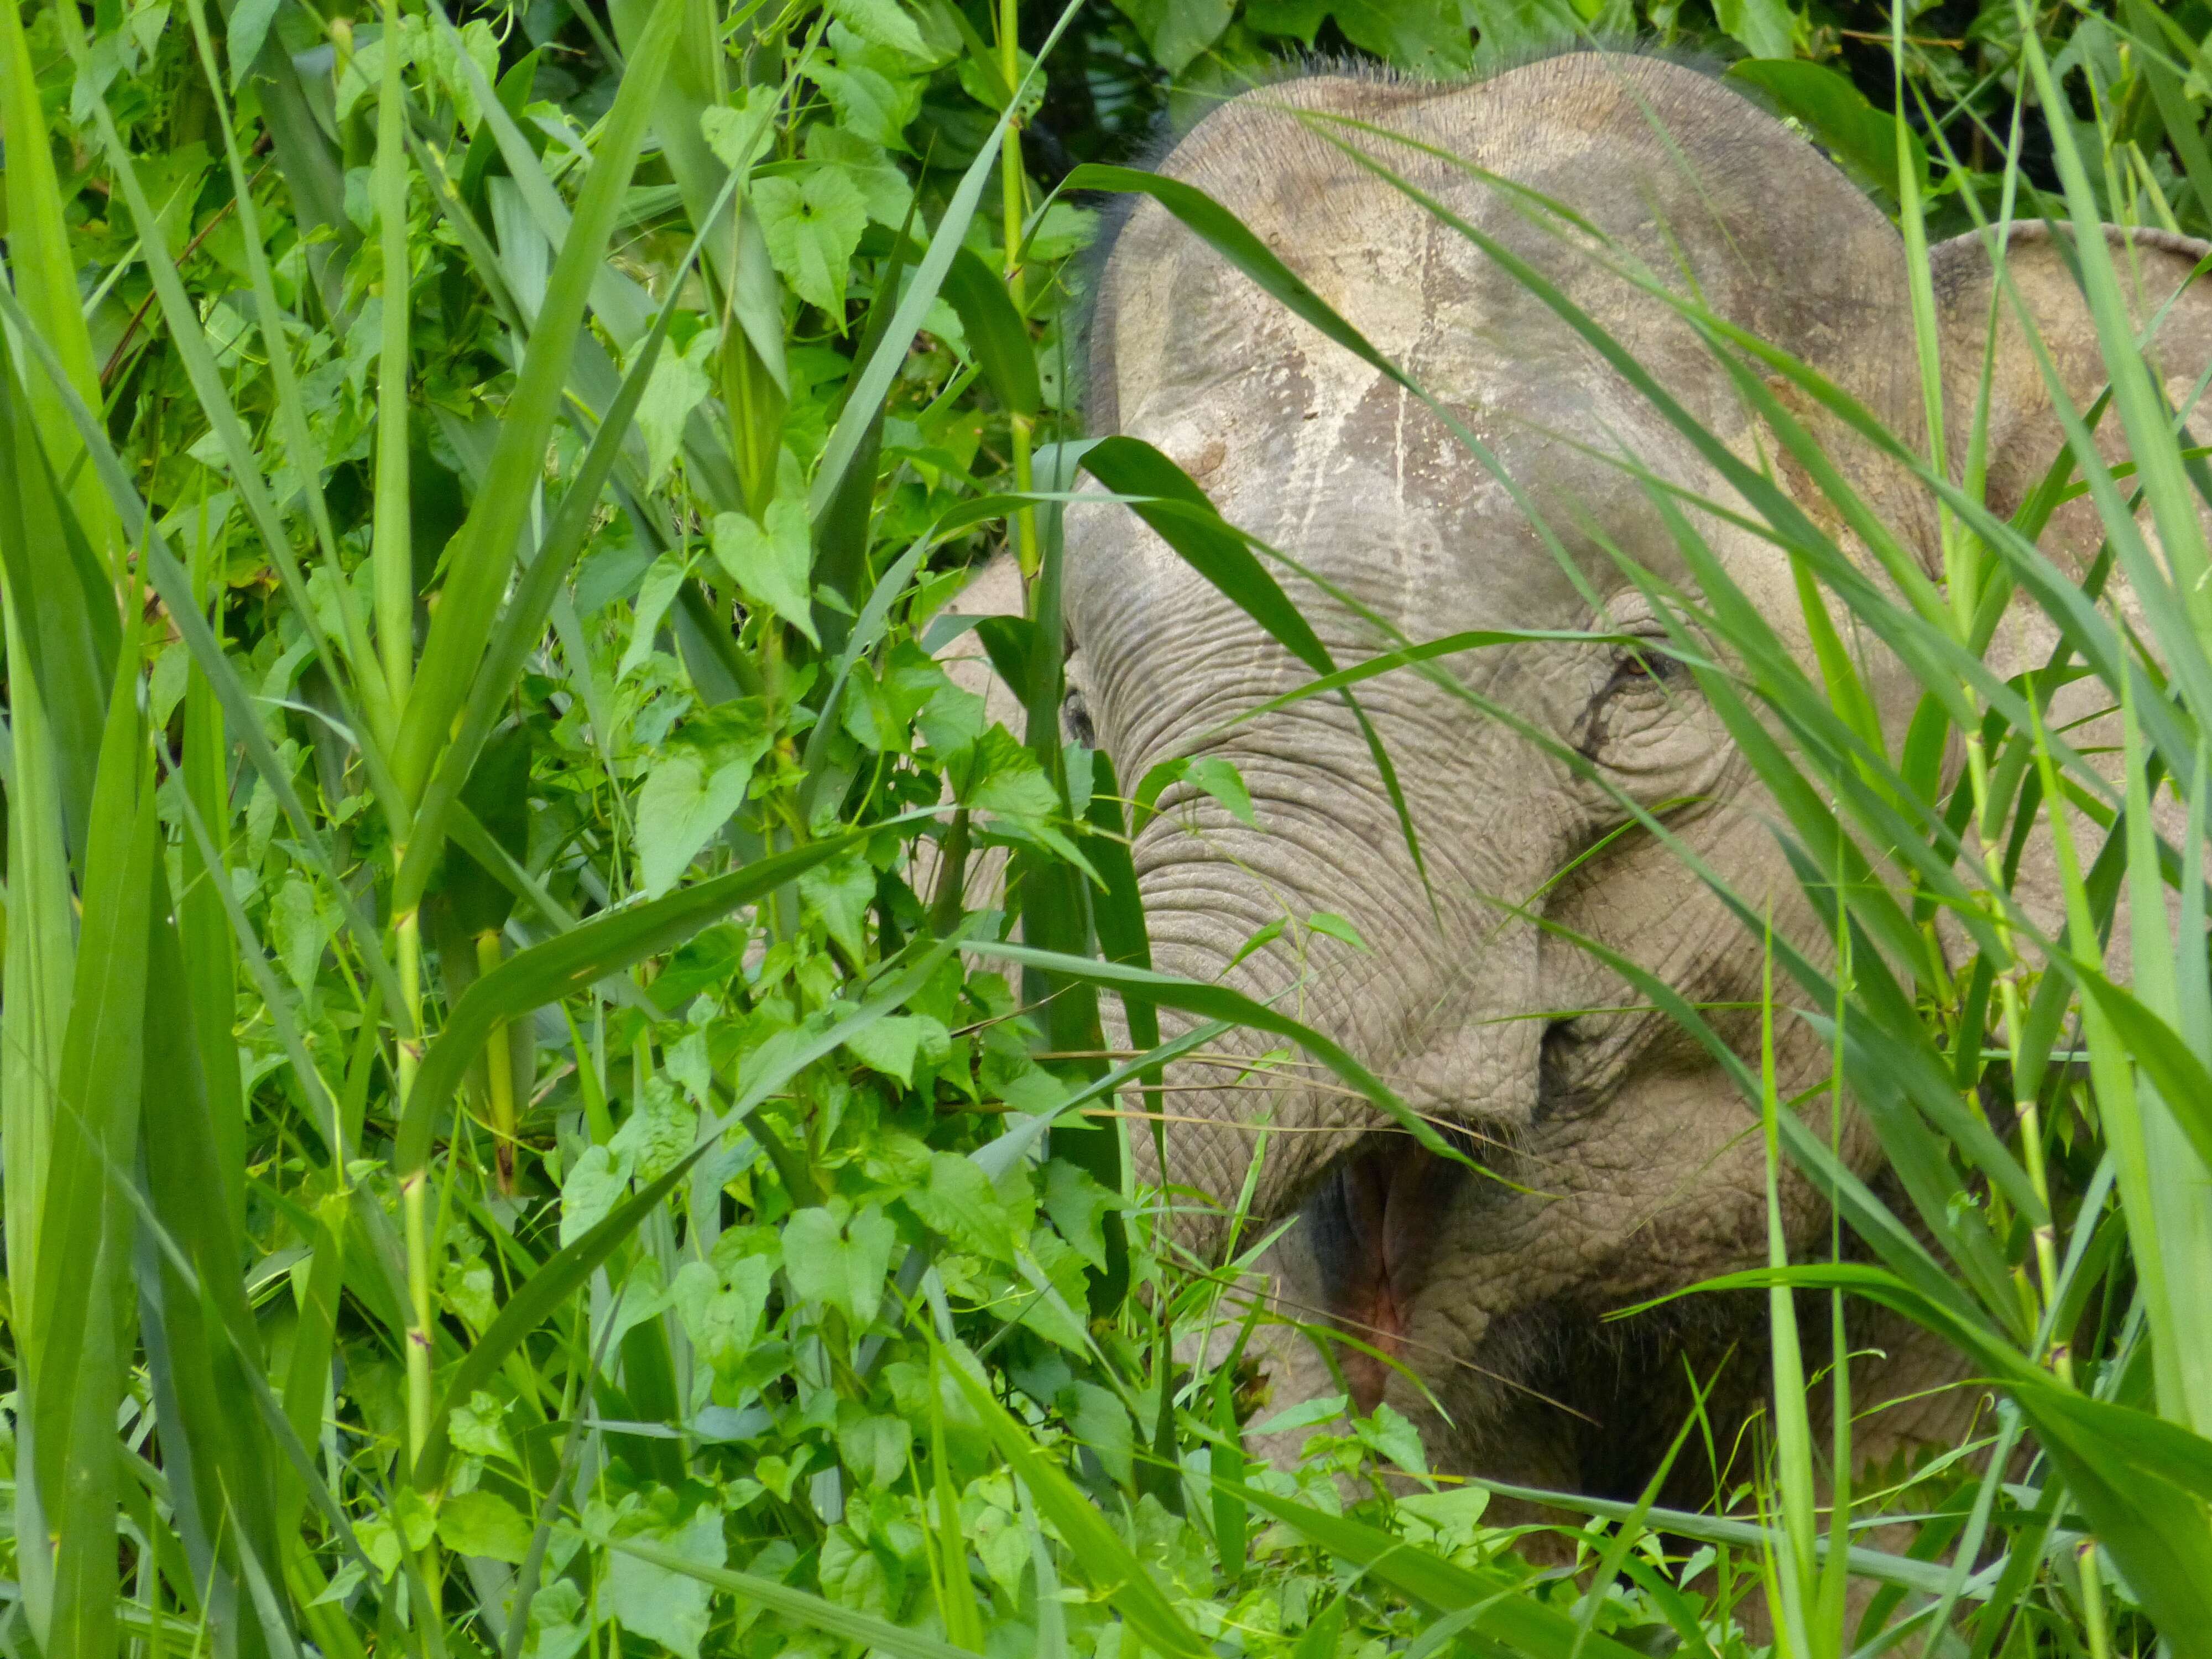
[1066,416,1600,667]
[1099,216,1706,625]
[1107,158,1594,447]
[1107,181,1492,413]
[1083,340,1677,649]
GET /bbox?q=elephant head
[1059,53,2212,1490]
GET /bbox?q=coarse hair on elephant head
[1056,49,2212,1494]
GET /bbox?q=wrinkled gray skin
[962,53,2212,1503]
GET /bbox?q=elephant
[949,50,2212,1511]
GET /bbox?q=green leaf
[1356,1402,1431,1480]
[825,0,932,61]
[522,1581,591,1659]
[1112,0,1234,74]
[941,1353,1212,1658]
[448,1391,515,1463]
[836,1413,912,1489]
[940,246,1041,416]
[1043,1159,1123,1271]
[804,125,914,226]
[397,828,877,1180]
[781,1201,898,1332]
[592,1533,977,1659]
[947,723,1061,818]
[636,707,773,898]
[394,0,685,802]
[1712,0,1797,58]
[225,0,281,85]
[437,1489,534,1564]
[560,1145,635,1248]
[840,1014,926,1086]
[608,1502,724,1659]
[1463,0,1577,66]
[635,745,750,897]
[754,168,870,314]
[701,87,780,170]
[611,1076,697,1183]
[637,330,715,487]
[622,551,690,680]
[798,853,876,960]
[1728,59,1927,202]
[1243,0,1328,43]
[902,1151,1024,1262]
[1306,911,1369,950]
[1133,754,1256,831]
[1293,1597,1348,1659]
[1185,757,1254,825]
[713,499,821,643]
[681,1256,775,1378]
[1060,1380,1134,1487]
[817,1524,899,1615]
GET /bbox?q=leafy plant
[3,0,2211,1656]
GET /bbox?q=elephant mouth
[1306,1019,1582,1412]
[1307,1141,1467,1413]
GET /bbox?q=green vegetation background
[3,0,2211,1656]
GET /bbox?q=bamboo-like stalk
[1000,0,1038,583]
[481,929,519,1193]
[372,0,415,735]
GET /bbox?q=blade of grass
[24,604,154,1659]
[591,1533,977,1659]
[940,1348,1212,1658]
[65,24,395,762]
[0,278,410,1018]
[372,0,415,726]
[390,152,744,916]
[807,0,1085,522]
[393,0,682,806]
[0,0,117,565]
[1076,437,1431,905]
[396,823,899,1179]
[1217,1472,1655,1659]
[178,0,352,619]
[964,939,1476,1177]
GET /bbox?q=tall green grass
[2,1,2211,1656]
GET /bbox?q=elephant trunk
[1118,804,1557,1267]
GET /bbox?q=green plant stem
[479,930,518,1194]
[2079,1538,2114,1659]
[1000,0,1037,581]
[398,894,447,1625]
[397,898,434,1469]
[372,0,413,727]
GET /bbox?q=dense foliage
[5,1,2212,1656]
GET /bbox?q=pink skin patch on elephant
[1314,1149,1460,1414]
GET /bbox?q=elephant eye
[1610,637,1683,687]
[1062,684,1097,748]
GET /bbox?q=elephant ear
[1931,223,2212,578]
[1927,225,2212,963]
